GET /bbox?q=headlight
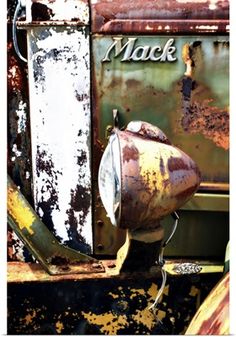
[99,121,201,230]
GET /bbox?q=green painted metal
[7,176,103,275]
[181,193,229,212]
[92,35,229,185]
[93,35,229,257]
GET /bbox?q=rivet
[97,220,104,227]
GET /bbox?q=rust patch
[75,92,89,102]
[77,149,87,167]
[31,2,53,21]
[92,0,229,33]
[181,100,229,150]
[7,38,33,262]
[168,157,190,172]
[175,183,199,200]
[160,157,166,176]
[99,19,229,34]
[65,185,91,253]
[36,147,55,178]
[7,42,24,92]
[36,147,61,234]
[126,79,140,88]
[122,145,139,163]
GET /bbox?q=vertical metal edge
[26,17,93,253]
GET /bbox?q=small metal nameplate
[102,37,177,63]
[173,262,202,275]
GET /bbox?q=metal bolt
[107,262,116,269]
[97,220,104,227]
[92,263,103,270]
[97,244,104,250]
[59,265,70,271]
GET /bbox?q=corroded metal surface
[7,23,33,262]
[113,123,201,230]
[186,272,229,335]
[92,36,229,183]
[91,0,229,33]
[26,24,92,253]
[96,19,229,34]
[7,265,222,334]
[7,260,224,283]
[7,176,102,275]
[93,35,229,254]
[27,0,89,24]
[99,121,200,231]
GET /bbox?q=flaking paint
[29,0,89,24]
[8,186,35,235]
[27,25,93,252]
[81,282,169,333]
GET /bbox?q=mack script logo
[102,37,177,62]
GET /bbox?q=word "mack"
[102,37,177,62]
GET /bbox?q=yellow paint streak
[130,288,145,299]
[108,292,119,299]
[130,283,161,330]
[132,308,156,330]
[82,311,128,335]
[163,285,169,296]
[131,288,145,296]
[157,310,166,320]
[139,142,171,195]
[189,286,199,297]
[147,283,158,299]
[8,187,35,235]
[24,310,36,325]
[55,321,64,333]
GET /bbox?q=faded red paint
[186,272,229,335]
[7,42,25,93]
[115,127,201,230]
[91,0,229,33]
[122,145,139,163]
[168,157,190,172]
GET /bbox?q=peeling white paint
[38,207,44,218]
[16,100,27,133]
[27,25,93,252]
[12,232,25,261]
[27,0,89,24]
[12,144,22,157]
[48,1,89,24]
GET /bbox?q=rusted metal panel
[91,0,229,33]
[95,19,229,34]
[186,272,229,334]
[92,36,229,184]
[7,176,103,275]
[7,260,223,283]
[26,24,93,253]
[7,22,33,262]
[92,34,229,255]
[7,266,222,334]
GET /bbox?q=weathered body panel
[91,0,229,34]
[7,0,229,335]
[7,262,222,335]
[92,34,229,255]
[27,25,93,253]
[186,272,229,335]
